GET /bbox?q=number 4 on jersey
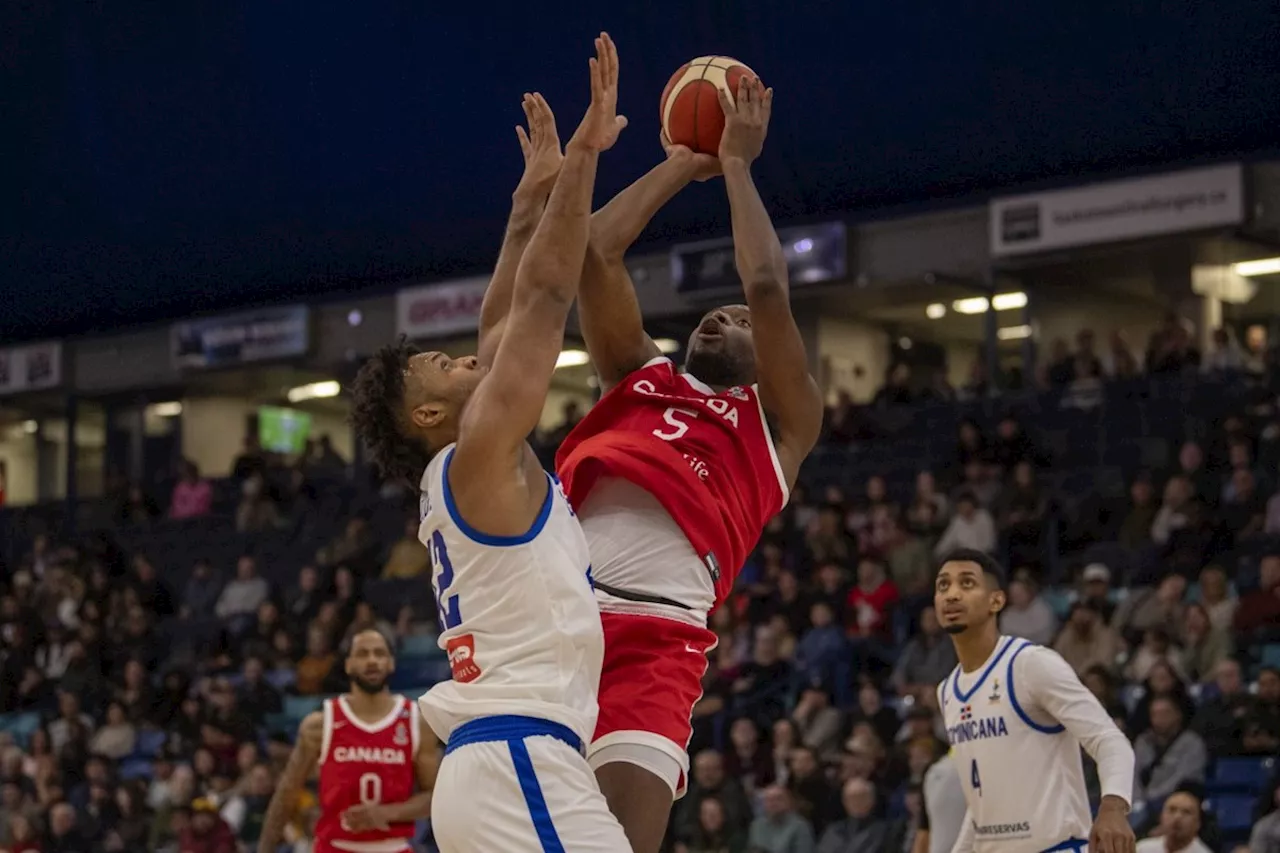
[971,759,981,796]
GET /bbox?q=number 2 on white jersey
[653,407,697,441]
[970,759,981,796]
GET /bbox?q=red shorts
[588,610,717,797]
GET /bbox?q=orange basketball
[660,56,758,155]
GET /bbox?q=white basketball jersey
[416,445,603,746]
[939,636,1092,852]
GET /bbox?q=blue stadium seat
[134,728,167,759]
[1209,795,1255,833]
[1210,757,1274,794]
[120,759,155,780]
[284,695,325,720]
[398,634,441,657]
[1260,643,1280,669]
[0,712,41,747]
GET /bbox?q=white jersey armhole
[409,697,421,754]
[1006,642,1067,734]
[319,698,334,765]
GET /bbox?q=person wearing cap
[180,798,237,853]
[1076,563,1116,623]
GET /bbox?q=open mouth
[697,320,723,338]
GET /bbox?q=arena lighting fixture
[1232,257,1280,277]
[287,380,341,403]
[654,338,680,354]
[555,349,591,369]
[998,325,1033,341]
[951,292,1028,315]
[22,420,37,434]
[925,303,947,320]
[148,402,183,418]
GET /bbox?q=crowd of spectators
[2,327,1280,853]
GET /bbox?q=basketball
[660,55,758,155]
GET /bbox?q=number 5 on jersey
[653,407,697,441]
[430,531,462,630]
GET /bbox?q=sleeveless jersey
[315,695,420,853]
[938,636,1093,852]
[417,445,602,746]
[555,356,789,605]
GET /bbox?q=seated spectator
[725,717,774,794]
[1135,788,1212,853]
[933,492,996,557]
[1113,575,1187,646]
[1133,696,1207,807]
[747,784,815,853]
[999,575,1058,645]
[845,559,898,644]
[1221,469,1266,541]
[214,556,271,631]
[182,798,237,852]
[792,602,845,691]
[1125,628,1186,684]
[877,514,932,608]
[235,472,283,533]
[169,459,213,519]
[786,747,842,838]
[1194,563,1236,632]
[1248,782,1280,853]
[817,778,903,853]
[1234,553,1280,642]
[1054,603,1123,677]
[849,683,902,752]
[791,686,844,757]
[1177,603,1232,683]
[181,559,223,620]
[316,515,380,578]
[236,657,283,725]
[732,626,792,725]
[1119,474,1159,550]
[294,627,337,696]
[891,608,957,704]
[1240,666,1280,756]
[1071,562,1118,623]
[1151,475,1193,546]
[997,461,1048,566]
[118,483,161,524]
[908,470,949,533]
[1190,658,1251,755]
[677,751,753,848]
[676,795,747,853]
[381,517,431,579]
[1129,661,1196,738]
[805,504,855,568]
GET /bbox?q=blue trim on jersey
[1006,640,1066,734]
[510,737,566,853]
[443,714,583,756]
[1039,838,1087,853]
[441,449,555,547]
[950,635,1017,704]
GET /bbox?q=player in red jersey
[258,628,437,853]
[555,77,824,852]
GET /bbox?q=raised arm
[476,93,563,368]
[581,143,717,390]
[451,33,626,513]
[257,712,321,853]
[717,78,823,487]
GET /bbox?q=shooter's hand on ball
[568,32,628,152]
[514,92,562,198]
[717,76,772,165]
[661,129,721,182]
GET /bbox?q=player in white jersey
[349,33,630,853]
[934,549,1136,853]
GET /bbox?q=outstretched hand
[717,76,772,165]
[568,32,627,152]
[515,92,562,197]
[660,129,721,182]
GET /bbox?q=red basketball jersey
[556,356,788,604]
[315,695,420,852]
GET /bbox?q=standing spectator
[169,459,213,519]
[1133,697,1207,807]
[748,784,815,853]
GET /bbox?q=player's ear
[410,401,446,430]
[990,589,1006,615]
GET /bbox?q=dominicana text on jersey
[939,636,1095,852]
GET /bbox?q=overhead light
[998,325,1033,341]
[1232,257,1280,277]
[952,292,1027,314]
[654,338,680,354]
[898,337,913,350]
[22,420,37,434]
[925,303,947,320]
[792,238,813,253]
[148,402,183,418]
[287,380,341,403]
[555,350,590,369]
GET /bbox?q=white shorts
[432,715,629,853]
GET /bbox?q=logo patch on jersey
[960,704,973,721]
[726,386,749,401]
[446,634,481,683]
[988,678,1002,703]
[393,723,409,746]
[419,493,431,521]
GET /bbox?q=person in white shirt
[1134,789,1213,853]
[934,548,1136,853]
[933,493,997,558]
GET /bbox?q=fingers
[515,124,531,158]
[761,86,774,123]
[599,31,618,91]
[589,54,602,103]
[531,92,555,136]
[716,83,735,114]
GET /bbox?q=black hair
[936,548,1007,590]
[349,337,432,488]
[340,625,397,660]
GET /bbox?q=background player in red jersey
[257,628,436,853]
[554,77,824,852]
